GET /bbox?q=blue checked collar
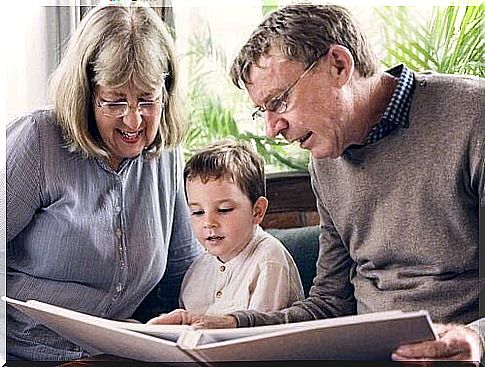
[364,64,415,145]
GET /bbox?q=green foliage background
[183,5,483,172]
[183,26,309,172]
[376,5,483,76]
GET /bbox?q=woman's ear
[252,196,269,225]
[326,44,354,86]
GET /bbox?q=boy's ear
[252,196,268,225]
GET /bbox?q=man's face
[246,52,353,159]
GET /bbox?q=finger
[147,315,164,325]
[167,308,186,315]
[191,319,205,329]
[188,313,204,326]
[179,310,190,325]
[395,340,448,358]
[147,312,182,325]
[178,310,201,325]
[394,339,473,360]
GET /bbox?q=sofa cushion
[267,225,320,296]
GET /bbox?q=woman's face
[93,83,162,170]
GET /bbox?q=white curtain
[3,2,88,123]
[0,3,90,362]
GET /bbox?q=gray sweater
[232,72,483,337]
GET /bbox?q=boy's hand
[147,309,237,329]
[147,309,192,325]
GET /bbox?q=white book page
[191,311,436,361]
[3,297,196,362]
[5,297,191,342]
[196,310,431,345]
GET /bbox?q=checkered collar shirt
[364,64,415,145]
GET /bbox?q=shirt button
[116,229,122,238]
[215,291,222,298]
[219,265,226,272]
[115,206,122,213]
[116,283,123,292]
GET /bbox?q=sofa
[263,171,320,296]
[267,226,319,296]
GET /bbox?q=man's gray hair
[230,4,378,88]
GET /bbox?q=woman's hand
[147,309,237,329]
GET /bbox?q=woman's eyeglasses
[95,98,161,118]
[251,58,320,120]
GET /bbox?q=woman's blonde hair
[49,2,185,160]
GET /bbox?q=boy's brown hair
[184,140,266,204]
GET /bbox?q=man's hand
[391,323,482,362]
[147,309,237,329]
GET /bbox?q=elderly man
[150,4,483,362]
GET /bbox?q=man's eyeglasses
[251,58,319,120]
[95,98,161,118]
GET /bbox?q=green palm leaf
[376,5,484,77]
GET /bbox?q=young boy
[178,140,304,315]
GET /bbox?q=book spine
[177,329,203,350]
[176,330,213,366]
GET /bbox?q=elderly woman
[6,2,200,361]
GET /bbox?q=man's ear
[326,44,355,86]
[252,196,269,225]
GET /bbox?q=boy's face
[186,177,267,263]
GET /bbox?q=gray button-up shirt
[6,109,201,361]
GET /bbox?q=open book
[4,296,436,363]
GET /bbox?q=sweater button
[215,291,223,298]
[219,265,226,272]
